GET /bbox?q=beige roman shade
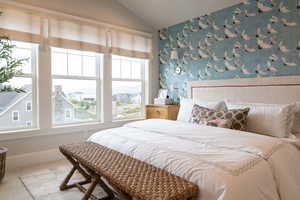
[0,2,152,58]
[110,28,152,59]
[48,16,109,53]
[0,5,42,43]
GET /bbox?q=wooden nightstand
[145,104,180,120]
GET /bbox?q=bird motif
[271,0,277,7]
[223,19,232,29]
[257,39,272,49]
[188,41,195,50]
[204,65,212,77]
[234,8,242,15]
[255,64,269,76]
[270,16,278,24]
[160,56,168,64]
[214,34,225,41]
[182,53,189,65]
[241,65,252,75]
[213,64,226,73]
[257,2,272,13]
[212,53,220,61]
[204,38,212,47]
[191,54,200,61]
[212,22,220,31]
[224,60,238,71]
[267,24,277,34]
[198,41,206,50]
[198,72,206,80]
[269,54,279,62]
[159,30,168,40]
[270,36,277,45]
[198,49,210,58]
[206,32,213,38]
[176,32,184,41]
[182,25,189,38]
[232,16,241,25]
[244,9,256,17]
[225,28,237,39]
[282,18,297,27]
[177,40,188,48]
[234,41,242,49]
[244,44,256,52]
[198,17,209,29]
[266,61,278,72]
[282,57,297,67]
[256,28,267,39]
[278,41,290,53]
[190,24,198,32]
[241,30,251,40]
[223,51,233,61]
[243,0,250,5]
[232,48,241,58]
[278,2,290,13]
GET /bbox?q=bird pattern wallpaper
[159,0,300,102]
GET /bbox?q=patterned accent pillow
[206,119,233,129]
[190,104,250,131]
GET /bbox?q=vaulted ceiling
[117,0,244,30]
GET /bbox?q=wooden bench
[59,142,198,200]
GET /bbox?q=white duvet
[88,119,300,200]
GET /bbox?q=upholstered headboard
[187,76,300,104]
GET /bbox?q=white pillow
[227,102,296,138]
[177,98,227,122]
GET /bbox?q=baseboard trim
[7,148,64,170]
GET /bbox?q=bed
[89,76,300,200]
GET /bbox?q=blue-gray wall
[159,0,300,102]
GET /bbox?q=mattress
[88,119,300,200]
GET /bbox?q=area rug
[19,164,107,200]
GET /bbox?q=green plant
[0,12,28,93]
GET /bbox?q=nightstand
[145,104,180,120]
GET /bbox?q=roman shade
[0,5,42,43]
[0,2,153,58]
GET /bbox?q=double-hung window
[0,41,38,131]
[51,47,102,126]
[112,55,149,120]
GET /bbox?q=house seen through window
[51,47,102,126]
[0,41,37,131]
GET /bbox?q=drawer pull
[156,110,161,115]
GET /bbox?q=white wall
[1,0,160,169]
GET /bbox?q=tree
[0,12,28,93]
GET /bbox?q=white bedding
[88,119,300,200]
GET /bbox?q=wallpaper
[159,0,300,102]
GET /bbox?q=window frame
[111,55,147,121]
[51,47,103,127]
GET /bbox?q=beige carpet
[19,164,107,200]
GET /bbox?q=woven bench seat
[59,142,198,200]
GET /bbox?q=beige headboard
[187,76,300,104]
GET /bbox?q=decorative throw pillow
[206,119,233,129]
[190,104,250,131]
[177,98,227,122]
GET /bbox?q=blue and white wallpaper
[159,0,300,102]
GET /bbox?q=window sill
[0,118,145,141]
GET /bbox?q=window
[65,109,72,120]
[26,101,32,112]
[0,41,37,131]
[112,55,148,120]
[12,111,19,121]
[26,121,32,127]
[51,47,102,126]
